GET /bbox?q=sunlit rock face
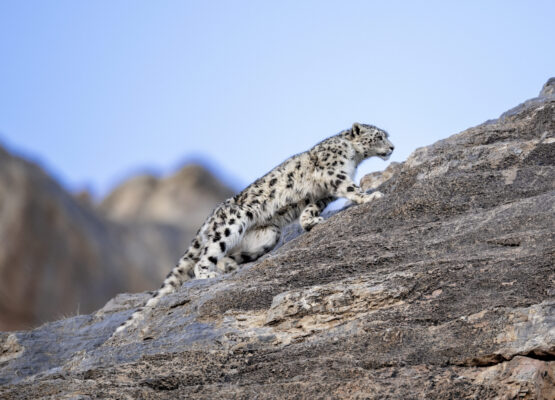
[0,79,553,399]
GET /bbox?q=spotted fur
[114,123,394,335]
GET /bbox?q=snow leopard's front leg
[299,196,334,231]
[328,175,383,204]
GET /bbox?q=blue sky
[1,1,554,197]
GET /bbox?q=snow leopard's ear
[351,123,362,137]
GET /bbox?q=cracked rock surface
[1,79,554,399]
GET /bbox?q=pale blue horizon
[1,1,554,198]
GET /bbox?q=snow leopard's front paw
[362,191,384,203]
[301,216,324,231]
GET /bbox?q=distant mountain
[0,149,234,331]
[99,164,234,231]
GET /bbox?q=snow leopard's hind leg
[210,224,282,275]
[227,224,282,264]
[216,256,241,274]
[194,204,251,278]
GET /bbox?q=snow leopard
[114,123,394,335]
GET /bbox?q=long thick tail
[112,251,196,336]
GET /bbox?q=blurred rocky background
[0,151,234,331]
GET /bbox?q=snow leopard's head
[346,123,395,160]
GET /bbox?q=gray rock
[540,77,555,98]
[1,78,554,399]
[497,77,555,122]
[360,161,402,191]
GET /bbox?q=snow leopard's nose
[389,144,395,152]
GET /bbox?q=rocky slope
[0,149,233,331]
[0,79,554,399]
